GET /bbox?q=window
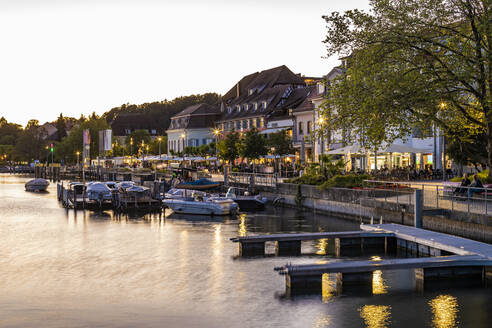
[242,120,248,130]
[253,102,258,111]
[249,119,254,128]
[307,121,312,134]
[256,118,261,128]
[317,83,325,95]
[262,101,267,110]
[260,118,264,128]
[248,89,253,96]
[236,105,241,112]
[236,121,241,130]
[299,122,304,135]
[243,103,248,111]
[151,129,157,135]
[125,129,131,135]
[227,106,232,114]
[202,138,207,145]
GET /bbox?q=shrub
[450,170,492,183]
[285,173,325,185]
[319,174,371,189]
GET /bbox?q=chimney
[236,82,240,98]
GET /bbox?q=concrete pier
[275,224,492,296]
[239,242,265,257]
[276,240,301,256]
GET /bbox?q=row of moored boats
[25,178,267,216]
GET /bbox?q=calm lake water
[0,174,490,327]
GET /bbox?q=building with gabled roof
[166,103,220,154]
[216,65,309,134]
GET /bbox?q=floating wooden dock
[231,231,394,256]
[230,223,492,295]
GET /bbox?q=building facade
[166,103,220,155]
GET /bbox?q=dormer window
[253,102,258,111]
[243,104,248,111]
[248,89,253,96]
[227,106,232,113]
[236,105,241,112]
[262,101,267,110]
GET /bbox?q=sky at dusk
[0,0,370,126]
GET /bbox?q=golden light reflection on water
[372,270,387,295]
[238,214,247,237]
[370,256,382,261]
[313,314,332,328]
[316,238,328,255]
[321,273,335,303]
[214,224,222,256]
[429,295,459,328]
[359,305,391,328]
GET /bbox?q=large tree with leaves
[217,129,241,163]
[240,127,268,162]
[321,0,491,174]
[267,130,293,156]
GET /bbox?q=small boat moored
[25,178,49,192]
[164,192,237,216]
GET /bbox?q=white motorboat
[25,178,49,192]
[225,187,267,211]
[164,192,237,216]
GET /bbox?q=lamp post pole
[158,137,162,158]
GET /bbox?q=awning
[326,143,430,155]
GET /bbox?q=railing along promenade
[363,180,492,217]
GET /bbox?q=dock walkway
[259,224,492,295]
[361,223,492,259]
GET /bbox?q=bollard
[414,189,423,228]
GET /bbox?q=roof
[172,103,219,118]
[222,65,305,104]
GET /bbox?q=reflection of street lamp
[158,137,162,158]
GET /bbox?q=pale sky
[0,0,370,126]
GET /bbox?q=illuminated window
[236,105,241,112]
[262,101,267,110]
[253,102,258,110]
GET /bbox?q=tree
[56,115,109,163]
[240,127,268,162]
[13,120,46,162]
[217,129,240,163]
[322,0,492,174]
[268,130,293,156]
[55,113,67,141]
[125,129,151,156]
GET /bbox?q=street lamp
[181,133,186,156]
[158,137,162,158]
[76,151,80,168]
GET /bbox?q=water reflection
[316,238,328,255]
[359,305,391,328]
[429,295,459,328]
[238,214,247,237]
[313,313,332,328]
[321,273,335,303]
[372,270,387,295]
